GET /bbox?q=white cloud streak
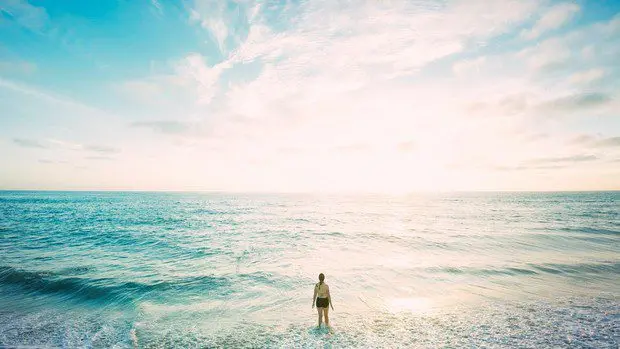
[568,68,605,85]
[13,138,120,154]
[453,56,486,76]
[150,0,163,15]
[521,2,580,40]
[0,0,49,31]
[0,77,108,116]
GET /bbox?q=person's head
[318,273,325,284]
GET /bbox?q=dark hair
[318,273,325,285]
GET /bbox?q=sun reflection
[388,297,434,314]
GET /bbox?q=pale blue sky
[1,0,619,192]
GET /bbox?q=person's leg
[317,307,323,328]
[323,307,329,327]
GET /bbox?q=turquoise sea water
[0,191,618,348]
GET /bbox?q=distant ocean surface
[0,191,618,348]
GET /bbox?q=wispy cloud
[526,154,598,164]
[85,155,114,161]
[188,0,258,55]
[14,138,48,149]
[517,12,620,77]
[14,138,120,153]
[453,57,486,76]
[118,80,163,101]
[131,120,192,135]
[121,53,232,106]
[594,137,620,148]
[174,53,229,104]
[463,93,531,119]
[38,159,68,164]
[521,2,580,40]
[518,37,572,72]
[494,164,567,172]
[0,0,49,32]
[231,0,537,78]
[568,68,605,85]
[538,92,612,113]
[46,139,84,150]
[495,154,600,172]
[172,0,543,150]
[150,0,163,16]
[571,135,620,148]
[179,0,541,102]
[84,145,120,154]
[0,78,110,116]
[0,60,37,74]
[569,134,597,144]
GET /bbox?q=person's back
[316,282,329,298]
[312,273,334,328]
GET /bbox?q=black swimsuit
[316,297,329,308]
[315,283,329,307]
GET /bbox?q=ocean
[0,191,618,348]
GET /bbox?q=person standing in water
[312,273,334,328]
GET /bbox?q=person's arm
[327,285,334,310]
[312,284,317,308]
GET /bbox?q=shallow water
[1,191,618,348]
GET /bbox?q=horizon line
[1,188,619,194]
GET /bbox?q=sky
[0,0,619,192]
